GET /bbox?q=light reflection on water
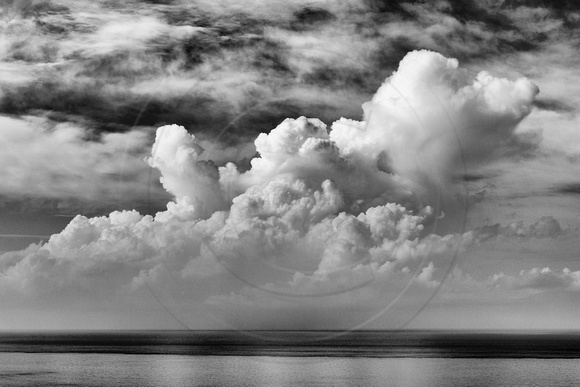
[2,352,580,387]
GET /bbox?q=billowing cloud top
[0,50,542,330]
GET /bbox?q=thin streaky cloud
[0,234,51,239]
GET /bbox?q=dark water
[2,330,580,358]
[1,331,580,386]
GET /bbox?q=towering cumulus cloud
[0,51,538,329]
[332,50,539,199]
[148,125,226,220]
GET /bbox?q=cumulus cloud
[0,50,539,329]
[147,124,226,220]
[330,50,538,205]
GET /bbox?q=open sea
[1,330,579,386]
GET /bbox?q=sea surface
[1,330,579,386]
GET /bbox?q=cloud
[533,98,576,113]
[0,7,367,137]
[490,267,580,291]
[210,49,538,219]
[84,17,186,56]
[475,216,566,241]
[0,50,540,329]
[434,261,580,303]
[0,0,578,331]
[330,50,538,206]
[0,115,166,212]
[556,183,580,195]
[184,0,355,21]
[147,124,227,220]
[0,0,556,142]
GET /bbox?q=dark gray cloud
[0,0,566,139]
[534,98,576,113]
[460,173,493,182]
[556,183,580,195]
[290,7,336,31]
[475,216,566,241]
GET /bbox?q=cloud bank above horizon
[2,49,564,331]
[1,0,580,330]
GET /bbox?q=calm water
[1,331,580,386]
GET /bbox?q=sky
[0,0,579,331]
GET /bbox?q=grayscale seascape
[1,0,580,385]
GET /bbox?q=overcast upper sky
[0,0,579,331]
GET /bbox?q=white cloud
[330,50,538,212]
[0,50,540,328]
[147,124,226,220]
[77,16,203,56]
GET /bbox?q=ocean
[1,330,579,386]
